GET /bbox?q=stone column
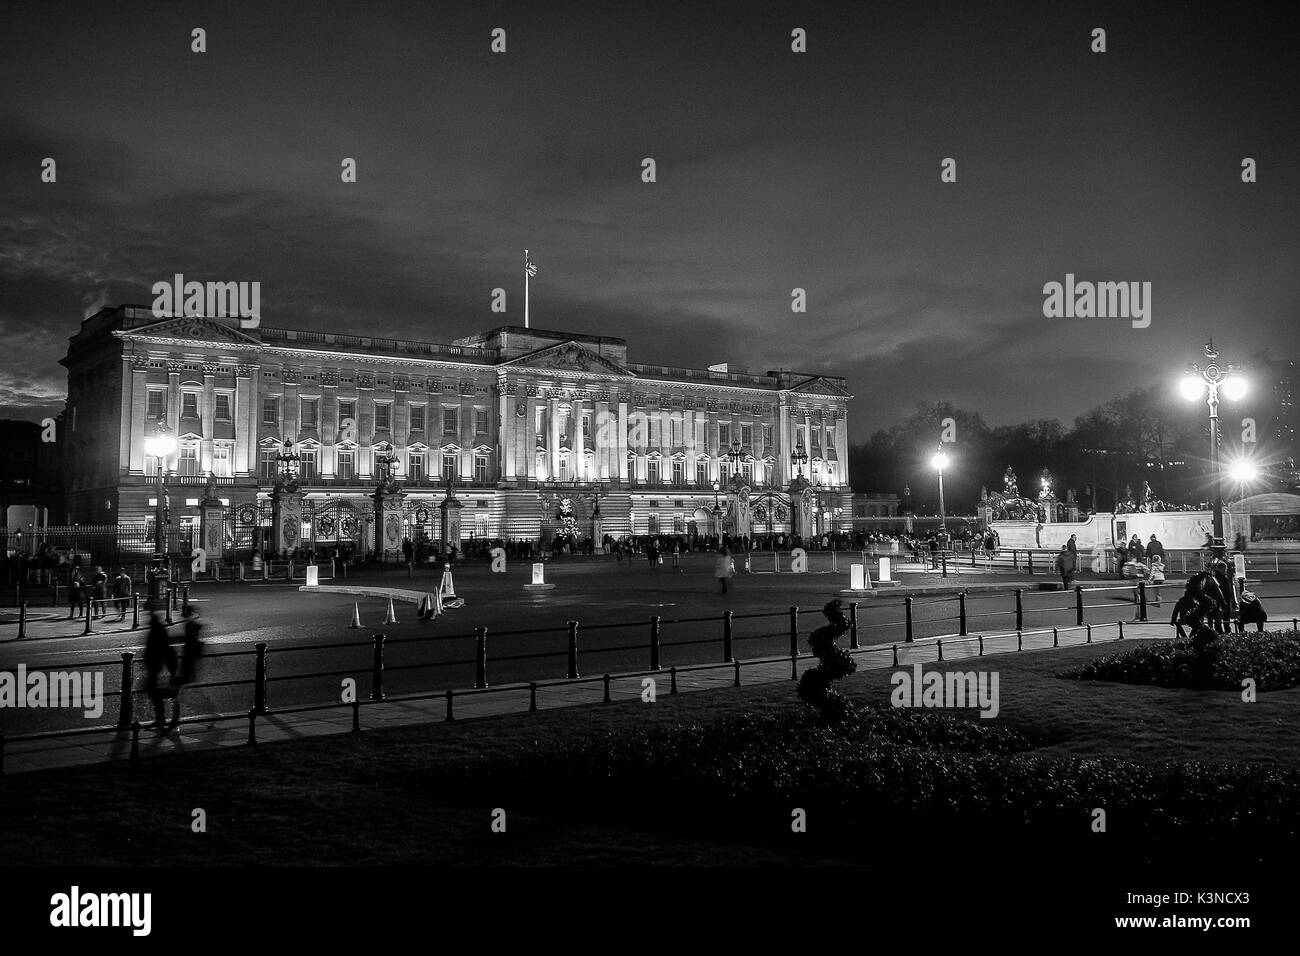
[617,401,629,483]
[200,366,217,473]
[234,367,253,476]
[595,399,610,480]
[548,397,560,481]
[270,487,304,559]
[128,359,148,473]
[439,490,463,554]
[500,390,514,479]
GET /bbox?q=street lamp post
[931,446,949,533]
[1180,341,1247,560]
[142,418,177,605]
[711,480,723,547]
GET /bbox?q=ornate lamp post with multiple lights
[1180,341,1248,560]
[142,418,177,604]
[788,439,811,541]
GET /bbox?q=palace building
[60,305,854,557]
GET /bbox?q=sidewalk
[1,618,1173,775]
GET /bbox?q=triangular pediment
[789,376,850,396]
[503,341,631,376]
[123,315,262,346]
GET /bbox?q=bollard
[936,639,943,661]
[669,665,678,694]
[1086,623,1093,644]
[351,700,361,733]
[82,603,93,635]
[132,592,140,630]
[371,632,386,700]
[475,627,487,689]
[733,659,741,686]
[17,601,26,640]
[892,644,898,667]
[603,674,612,703]
[117,652,135,729]
[905,597,914,643]
[1053,626,1059,647]
[253,642,268,715]
[1138,581,1148,622]
[958,592,967,636]
[848,602,859,650]
[566,621,579,679]
[445,689,455,722]
[1017,630,1022,651]
[1118,620,1125,639]
[722,610,733,663]
[650,616,661,671]
[788,606,799,680]
[1015,588,1024,631]
[182,585,190,616]
[1075,586,1084,627]
[131,720,141,761]
[978,635,984,656]
[528,682,538,712]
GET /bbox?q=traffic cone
[384,597,399,625]
[348,602,362,629]
[433,588,444,617]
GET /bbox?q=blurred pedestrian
[715,545,734,594]
[143,609,178,730]
[168,606,206,729]
[67,568,84,620]
[1055,542,1077,590]
[112,567,132,621]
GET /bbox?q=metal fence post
[253,642,268,715]
[788,605,799,679]
[475,626,488,689]
[1028,550,1034,575]
[182,585,190,616]
[371,632,386,700]
[936,638,944,661]
[849,602,859,649]
[567,620,579,679]
[958,592,967,636]
[17,601,25,640]
[82,604,93,635]
[650,615,661,671]
[132,592,139,630]
[1053,626,1059,647]
[1137,581,1148,622]
[1015,588,1024,631]
[722,610,733,663]
[117,652,135,729]
[1075,585,1084,626]
[905,596,914,643]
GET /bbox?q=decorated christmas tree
[554,498,579,545]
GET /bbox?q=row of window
[147,391,233,422]
[261,398,489,435]
[256,449,490,484]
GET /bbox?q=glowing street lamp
[930,446,950,535]
[1181,340,1247,558]
[142,418,177,604]
[1229,459,1258,503]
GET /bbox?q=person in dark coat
[111,567,132,621]
[1146,535,1165,563]
[1238,589,1268,632]
[90,565,109,619]
[1210,559,1237,632]
[143,610,178,730]
[67,569,84,620]
[1055,543,1078,589]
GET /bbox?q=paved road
[3,555,1297,736]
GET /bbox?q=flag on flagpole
[525,252,538,277]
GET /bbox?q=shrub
[1059,629,1300,691]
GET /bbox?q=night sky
[1,0,1297,438]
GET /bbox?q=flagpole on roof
[524,249,531,329]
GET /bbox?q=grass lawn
[2,638,1297,866]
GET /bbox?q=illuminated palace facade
[61,306,854,551]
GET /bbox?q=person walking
[714,544,734,594]
[89,565,109,619]
[1055,542,1077,590]
[112,567,133,621]
[168,606,206,729]
[1148,554,1166,608]
[143,609,178,730]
